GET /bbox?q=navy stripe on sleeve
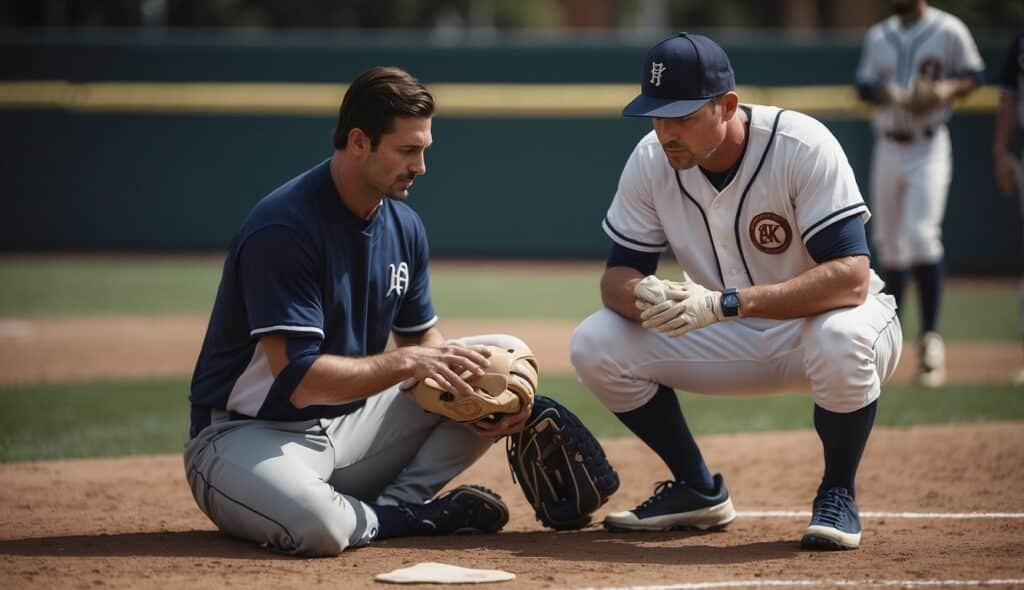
[806,215,871,263]
[602,216,668,251]
[606,242,660,277]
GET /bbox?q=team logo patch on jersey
[387,262,409,297]
[749,213,792,254]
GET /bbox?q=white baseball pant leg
[870,129,952,269]
[570,293,901,414]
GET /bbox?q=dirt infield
[1,315,1022,386]
[1,422,1022,589]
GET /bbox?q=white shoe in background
[917,331,946,388]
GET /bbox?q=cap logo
[649,62,667,87]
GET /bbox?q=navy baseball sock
[614,385,715,493]
[912,261,944,334]
[882,267,910,312]
[371,503,414,539]
[814,400,878,497]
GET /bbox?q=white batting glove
[634,276,727,338]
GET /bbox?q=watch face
[723,292,740,316]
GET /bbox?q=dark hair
[333,66,434,150]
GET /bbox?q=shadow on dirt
[0,528,803,565]
[376,528,803,565]
[0,530,289,560]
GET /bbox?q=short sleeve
[948,18,985,76]
[789,125,869,244]
[601,142,669,254]
[999,32,1023,93]
[392,218,437,333]
[237,225,325,338]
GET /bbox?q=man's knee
[282,490,377,556]
[907,227,942,264]
[803,315,877,409]
[570,311,618,386]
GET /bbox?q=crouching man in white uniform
[570,33,903,550]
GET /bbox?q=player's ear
[719,92,739,120]
[348,128,369,153]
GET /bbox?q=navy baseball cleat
[801,487,861,550]
[603,473,735,532]
[404,485,509,536]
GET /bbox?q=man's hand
[399,343,492,396]
[995,150,1020,196]
[470,396,533,440]
[634,276,727,337]
[878,82,909,106]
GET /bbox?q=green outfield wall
[1,31,1020,274]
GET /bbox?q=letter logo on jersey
[650,62,666,87]
[748,213,792,254]
[387,262,409,297]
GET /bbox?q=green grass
[897,288,1020,341]
[2,374,1021,462]
[0,257,223,316]
[429,270,601,320]
[0,257,1019,339]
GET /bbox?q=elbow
[599,271,618,309]
[290,388,312,409]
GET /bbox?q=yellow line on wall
[0,80,1000,118]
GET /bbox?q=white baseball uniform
[856,6,985,268]
[571,105,902,414]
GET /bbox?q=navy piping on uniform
[733,108,786,286]
[871,306,900,351]
[602,215,669,250]
[189,462,296,550]
[882,24,904,81]
[801,203,868,241]
[903,18,942,84]
[673,173,725,287]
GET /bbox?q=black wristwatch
[721,288,741,318]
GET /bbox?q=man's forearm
[601,266,646,322]
[291,349,414,408]
[994,94,1019,153]
[738,256,870,320]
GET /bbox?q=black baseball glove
[506,395,619,530]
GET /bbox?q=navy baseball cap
[622,33,736,118]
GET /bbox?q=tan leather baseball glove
[904,78,942,115]
[404,344,538,423]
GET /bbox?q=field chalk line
[737,510,1024,519]
[576,580,1024,590]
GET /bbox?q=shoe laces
[813,488,855,527]
[636,480,677,511]
[405,496,462,532]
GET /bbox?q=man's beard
[891,1,917,15]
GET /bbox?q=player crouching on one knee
[570,33,903,550]
[184,67,532,557]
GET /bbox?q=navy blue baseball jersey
[189,159,436,436]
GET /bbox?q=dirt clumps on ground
[2,423,1022,589]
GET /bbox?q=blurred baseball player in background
[184,66,531,556]
[571,33,902,550]
[855,0,984,387]
[993,28,1024,386]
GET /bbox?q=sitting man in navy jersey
[184,67,528,556]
